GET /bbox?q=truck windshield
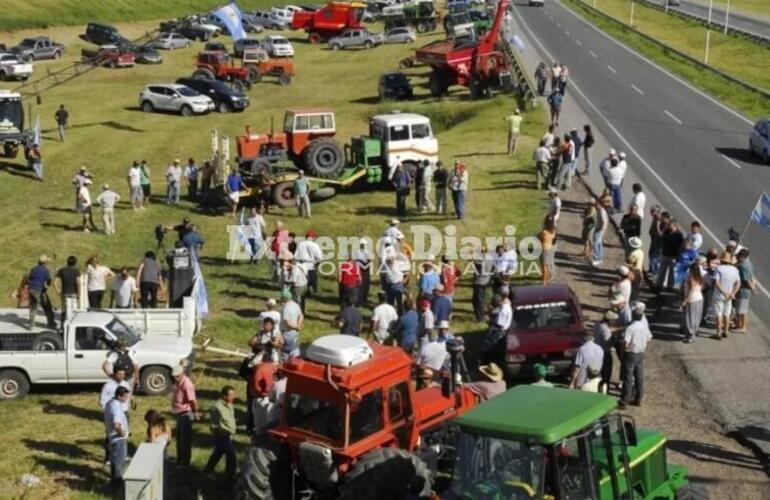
[106,318,140,347]
[449,432,545,499]
[19,39,35,47]
[286,393,344,443]
[0,98,23,131]
[513,301,574,330]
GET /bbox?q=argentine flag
[191,250,209,319]
[212,2,247,41]
[749,192,770,234]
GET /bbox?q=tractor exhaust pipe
[443,337,467,397]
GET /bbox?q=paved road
[663,0,770,39]
[511,0,770,450]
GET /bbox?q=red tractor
[236,108,345,178]
[193,50,253,92]
[291,2,366,44]
[236,335,478,499]
[414,0,512,99]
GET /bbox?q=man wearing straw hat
[466,363,507,401]
[712,251,740,340]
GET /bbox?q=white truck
[0,297,198,400]
[369,112,439,177]
[0,53,33,81]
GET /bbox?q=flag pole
[741,191,766,241]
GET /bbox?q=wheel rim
[219,102,229,113]
[37,341,57,351]
[280,187,294,203]
[146,372,168,392]
[0,378,19,398]
[182,106,191,116]
[316,147,339,169]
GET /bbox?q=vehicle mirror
[623,420,637,447]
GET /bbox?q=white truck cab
[369,112,439,177]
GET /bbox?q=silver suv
[139,84,214,116]
[328,29,384,50]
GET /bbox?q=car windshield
[19,39,36,47]
[105,318,141,347]
[450,432,546,499]
[273,38,288,45]
[385,73,408,84]
[178,87,200,97]
[286,392,344,443]
[0,97,23,130]
[513,301,574,329]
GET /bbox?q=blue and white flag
[32,114,43,179]
[749,191,770,233]
[212,2,247,41]
[33,114,41,145]
[191,250,209,319]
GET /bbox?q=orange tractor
[236,335,478,499]
[193,49,294,90]
[236,108,344,178]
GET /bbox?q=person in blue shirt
[396,298,419,354]
[431,285,452,324]
[182,225,205,252]
[183,158,199,201]
[418,260,440,299]
[104,385,131,488]
[547,90,564,128]
[391,164,412,216]
[225,170,247,218]
[293,170,311,218]
[28,255,56,329]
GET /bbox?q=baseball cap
[609,148,617,156]
[390,218,400,225]
[534,363,548,378]
[266,298,277,307]
[38,254,49,264]
[280,289,293,299]
[172,365,184,377]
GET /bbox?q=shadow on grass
[0,160,38,180]
[41,399,103,420]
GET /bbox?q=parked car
[83,22,129,46]
[133,44,163,64]
[185,15,222,37]
[81,45,135,68]
[528,0,545,5]
[249,10,289,30]
[176,77,250,113]
[749,118,770,164]
[385,26,417,44]
[11,36,65,61]
[328,29,384,50]
[159,19,211,41]
[271,7,295,23]
[242,17,265,34]
[667,0,680,6]
[204,41,228,52]
[233,37,263,58]
[0,53,33,81]
[261,35,294,57]
[378,72,413,100]
[139,84,214,116]
[151,32,191,50]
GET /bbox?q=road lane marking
[557,21,562,27]
[513,5,770,301]
[576,39,582,46]
[630,84,644,95]
[607,65,617,74]
[589,50,597,57]
[565,30,571,35]
[721,154,742,169]
[554,0,753,126]
[664,110,683,125]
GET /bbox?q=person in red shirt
[440,255,461,302]
[249,346,278,436]
[338,256,361,307]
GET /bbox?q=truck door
[387,382,413,448]
[67,327,111,382]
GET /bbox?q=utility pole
[724,0,731,34]
[704,0,714,64]
[630,0,636,27]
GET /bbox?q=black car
[378,72,413,101]
[159,20,211,42]
[176,77,250,113]
[133,44,163,64]
[204,41,227,52]
[84,22,129,46]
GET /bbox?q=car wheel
[180,105,193,117]
[141,100,154,112]
[364,40,373,49]
[140,366,173,396]
[169,44,174,50]
[331,43,341,50]
[218,101,231,113]
[0,71,5,81]
[109,60,117,68]
[0,369,30,400]
[24,54,33,63]
[53,51,61,60]
[186,42,190,48]
[406,37,415,43]
[278,73,291,86]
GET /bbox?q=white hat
[609,148,617,156]
[266,298,277,307]
[632,301,646,313]
[103,183,110,190]
[172,365,184,377]
[438,320,450,329]
[628,237,642,249]
[619,152,627,159]
[548,186,558,195]
[618,265,630,276]
[390,218,400,225]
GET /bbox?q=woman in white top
[680,261,704,343]
[86,254,115,308]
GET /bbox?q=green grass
[706,0,770,18]
[566,0,770,119]
[0,19,548,499]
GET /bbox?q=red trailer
[414,0,511,99]
[290,1,367,44]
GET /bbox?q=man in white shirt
[542,125,555,148]
[569,330,604,389]
[547,188,562,224]
[713,252,740,339]
[606,156,626,213]
[370,291,398,343]
[533,139,552,190]
[110,268,137,308]
[619,303,652,408]
[496,289,513,331]
[95,184,121,235]
[687,221,703,253]
[127,161,144,210]
[246,207,266,262]
[383,219,405,241]
[294,231,324,295]
[165,159,183,205]
[283,260,308,312]
[418,330,448,372]
[629,183,646,219]
[599,149,618,188]
[611,266,632,305]
[78,181,97,233]
[258,298,282,335]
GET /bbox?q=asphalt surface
[670,0,770,39]
[510,0,770,457]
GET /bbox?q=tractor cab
[368,112,439,177]
[282,108,336,157]
[447,386,692,500]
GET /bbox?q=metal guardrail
[636,0,769,46]
[572,0,770,101]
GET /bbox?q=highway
[670,0,770,39]
[511,0,770,442]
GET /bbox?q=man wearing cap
[505,109,523,155]
[78,179,98,233]
[619,304,652,408]
[610,266,632,305]
[418,259,440,299]
[594,311,618,387]
[531,363,554,387]
[28,255,56,329]
[569,329,604,389]
[599,149,618,189]
[533,139,552,191]
[293,170,311,218]
[712,251,740,339]
[391,164,411,216]
[467,363,507,401]
[171,364,199,467]
[165,159,182,205]
[383,219,405,241]
[95,184,120,235]
[417,298,435,344]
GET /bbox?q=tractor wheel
[271,181,296,208]
[303,138,344,178]
[278,73,292,86]
[3,143,19,158]
[428,71,447,97]
[310,186,336,202]
[193,68,216,80]
[32,332,63,351]
[231,79,247,93]
[250,158,273,177]
[308,32,322,44]
[235,443,292,500]
[416,21,428,33]
[338,448,432,500]
[676,483,709,500]
[245,64,260,83]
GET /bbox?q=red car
[502,283,585,378]
[81,44,135,68]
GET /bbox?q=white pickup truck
[0,53,33,81]
[0,298,198,400]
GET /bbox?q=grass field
[0,16,548,499]
[702,0,770,18]
[565,0,770,119]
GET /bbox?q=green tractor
[445,386,705,500]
